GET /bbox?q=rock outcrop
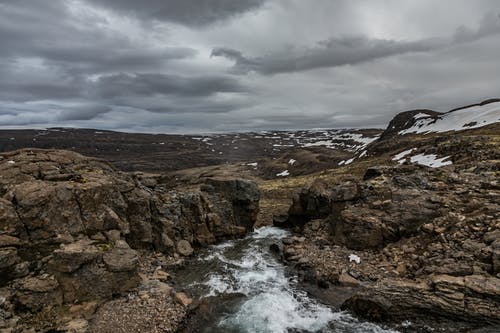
[0,149,259,331]
[282,159,500,326]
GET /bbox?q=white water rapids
[174,227,398,333]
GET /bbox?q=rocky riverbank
[273,125,500,331]
[0,149,260,332]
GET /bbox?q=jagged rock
[0,149,260,330]
[491,240,500,274]
[484,230,500,245]
[288,166,445,249]
[202,178,260,231]
[0,236,20,248]
[58,319,89,333]
[13,275,62,312]
[342,274,500,324]
[338,273,361,287]
[48,240,140,303]
[0,199,25,239]
[50,240,100,273]
[104,229,121,242]
[174,292,193,307]
[0,248,22,286]
[0,248,19,269]
[102,241,138,272]
[176,240,194,257]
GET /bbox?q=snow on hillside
[410,153,452,168]
[399,101,500,135]
[299,131,379,151]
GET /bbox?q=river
[172,227,399,333]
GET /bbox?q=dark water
[172,227,398,333]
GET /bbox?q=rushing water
[173,227,398,333]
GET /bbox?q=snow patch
[344,158,355,165]
[288,159,296,165]
[413,113,431,120]
[247,162,258,167]
[349,254,361,264]
[410,153,452,168]
[400,101,500,134]
[276,170,290,177]
[392,148,415,164]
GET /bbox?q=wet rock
[269,243,282,255]
[272,214,288,227]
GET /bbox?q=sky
[1,0,499,133]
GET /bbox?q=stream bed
[172,227,398,333]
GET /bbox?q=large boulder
[49,239,140,303]
[342,275,500,324]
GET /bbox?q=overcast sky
[1,0,499,133]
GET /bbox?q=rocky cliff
[0,149,259,332]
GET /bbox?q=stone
[103,244,138,272]
[104,229,121,242]
[338,273,361,287]
[13,275,63,312]
[174,292,193,307]
[0,236,20,248]
[160,233,174,249]
[50,240,100,273]
[176,240,194,257]
[151,269,169,281]
[0,248,19,269]
[59,319,89,333]
[484,230,500,244]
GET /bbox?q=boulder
[342,275,500,324]
[49,239,140,303]
[50,240,100,273]
[13,275,62,312]
[102,241,138,272]
[176,240,194,257]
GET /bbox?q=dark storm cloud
[93,73,245,98]
[58,105,112,121]
[212,37,441,74]
[212,12,500,75]
[0,0,247,122]
[84,0,267,26]
[0,0,499,132]
[0,1,196,73]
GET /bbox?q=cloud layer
[0,0,499,132]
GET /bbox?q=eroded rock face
[342,274,500,324]
[287,165,445,249]
[0,149,260,331]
